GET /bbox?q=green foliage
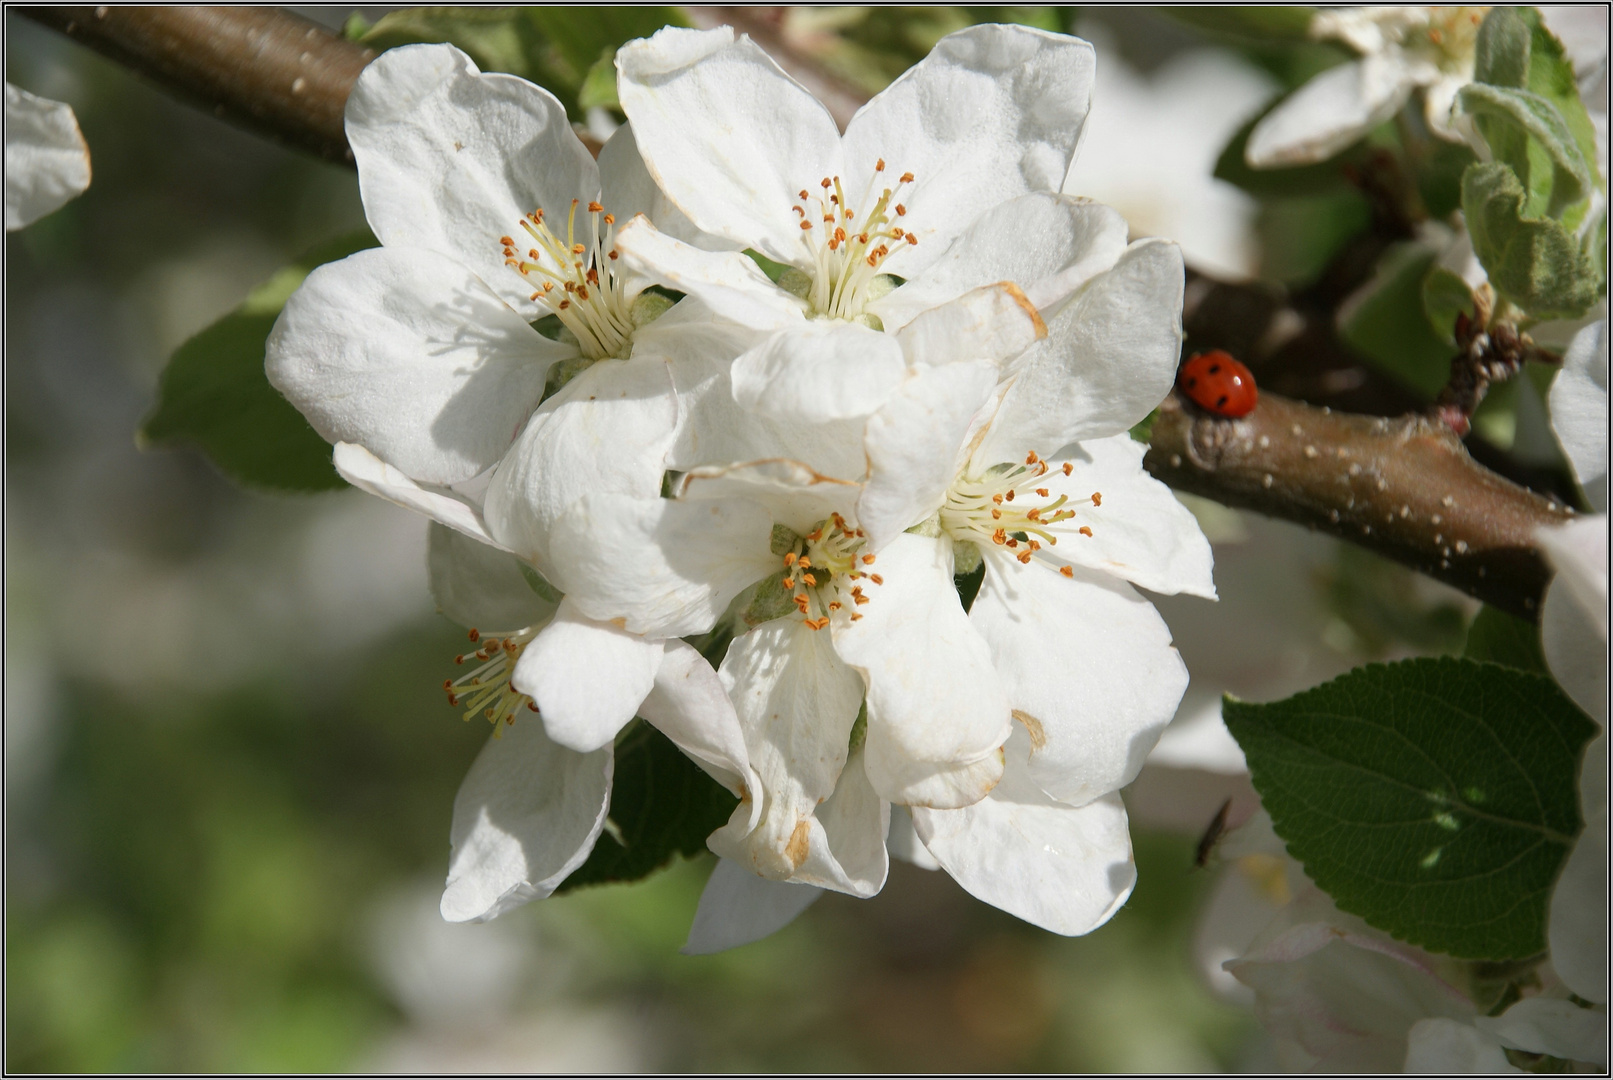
[1225,657,1598,960]
[1160,7,1316,42]
[1339,242,1456,397]
[356,6,685,116]
[1463,605,1549,675]
[1461,83,1592,218]
[1462,162,1602,320]
[139,230,377,492]
[1256,191,1373,285]
[558,721,739,893]
[1421,264,1477,346]
[1473,6,1532,89]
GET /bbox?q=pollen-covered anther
[443,625,540,734]
[502,196,636,360]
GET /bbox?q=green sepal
[1462,162,1602,320]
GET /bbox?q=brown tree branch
[16,6,372,167]
[22,5,1582,619]
[1145,391,1575,621]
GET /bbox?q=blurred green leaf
[1213,106,1357,198]
[1225,656,1597,960]
[523,6,687,95]
[1257,190,1372,284]
[1319,543,1469,655]
[1462,161,1601,320]
[578,52,619,110]
[139,229,378,492]
[1421,263,1476,345]
[558,721,738,893]
[1338,242,1454,397]
[1161,7,1315,42]
[1473,6,1531,89]
[1461,83,1591,217]
[360,7,543,80]
[1463,605,1549,674]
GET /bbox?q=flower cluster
[266,25,1213,948]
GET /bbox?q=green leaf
[1224,656,1597,960]
[1474,6,1531,89]
[1462,162,1602,320]
[1463,606,1548,675]
[522,7,686,94]
[1257,191,1374,285]
[1338,242,1457,397]
[360,7,544,80]
[1460,83,1591,217]
[577,52,619,110]
[1520,8,1603,196]
[139,230,377,492]
[557,721,738,892]
[1421,263,1476,346]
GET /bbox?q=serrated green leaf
[1474,6,1531,89]
[1339,242,1456,397]
[1462,162,1602,319]
[1460,83,1591,217]
[1225,656,1597,960]
[1421,263,1476,345]
[556,721,738,892]
[359,7,543,80]
[1463,605,1549,675]
[139,229,377,492]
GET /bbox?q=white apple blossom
[1245,6,1490,168]
[266,43,770,761]
[424,524,758,923]
[575,187,1211,944]
[610,23,1093,435]
[5,82,91,231]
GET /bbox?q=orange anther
[1059,565,1074,578]
[603,214,614,225]
[861,554,876,564]
[784,552,797,566]
[1005,490,1015,501]
[899,172,914,183]
[1036,488,1049,497]
[799,189,809,200]
[1062,463,1073,475]
[876,158,886,171]
[851,613,863,621]
[992,529,1007,545]
[905,234,917,245]
[1091,492,1102,506]
[559,299,571,310]
[992,494,1004,505]
[869,574,884,585]
[801,221,814,231]
[1006,539,1018,548]
[608,251,618,260]
[895,204,907,216]
[571,243,585,255]
[1017,550,1033,564]
[588,201,603,212]
[499,236,514,246]
[1079,526,1093,537]
[821,178,832,188]
[797,555,811,568]
[803,574,818,586]
[468,629,481,642]
[991,508,1002,519]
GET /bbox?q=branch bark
[17,6,372,166]
[1145,391,1575,621]
[22,4,1582,619]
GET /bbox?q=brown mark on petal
[995,280,1047,340]
[1012,709,1047,753]
[785,819,811,869]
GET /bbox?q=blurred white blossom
[5,82,90,230]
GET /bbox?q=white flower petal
[1537,516,1609,724]
[843,25,1095,279]
[802,746,891,895]
[597,121,742,252]
[613,216,807,330]
[731,321,909,424]
[1036,435,1217,597]
[1245,56,1418,168]
[893,282,1046,368]
[912,736,1135,936]
[885,804,941,870]
[483,355,676,573]
[1551,734,1607,1004]
[971,550,1188,806]
[547,492,778,638]
[1549,320,1608,510]
[708,617,870,889]
[666,351,868,481]
[617,26,843,263]
[333,442,505,550]
[833,533,1010,808]
[639,639,759,802]
[511,598,664,752]
[441,718,612,922]
[679,458,860,536]
[345,43,597,314]
[427,522,556,631]
[267,246,563,484]
[1477,997,1606,1065]
[973,239,1184,462]
[870,193,1128,332]
[858,360,998,552]
[5,83,91,231]
[1404,1018,1518,1073]
[682,856,822,955]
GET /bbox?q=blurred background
[6,7,1490,1071]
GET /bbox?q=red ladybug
[1179,350,1258,418]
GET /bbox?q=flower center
[443,625,539,734]
[940,451,1101,576]
[790,160,918,321]
[779,513,883,630]
[502,199,635,360]
[1418,7,1486,71]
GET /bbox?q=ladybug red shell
[1179,350,1258,418]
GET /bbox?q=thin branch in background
[17,6,372,167]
